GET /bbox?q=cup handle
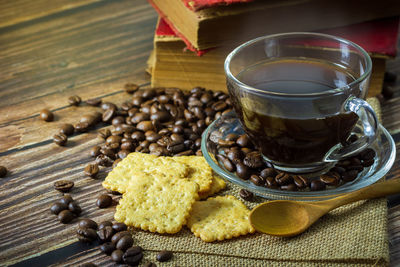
[324,96,379,162]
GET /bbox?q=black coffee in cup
[229,59,359,164]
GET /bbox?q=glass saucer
[201,112,396,201]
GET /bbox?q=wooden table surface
[0,0,399,266]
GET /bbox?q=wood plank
[0,0,157,124]
[0,84,150,153]
[0,0,104,29]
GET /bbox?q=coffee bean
[239,189,253,201]
[98,129,111,140]
[330,166,346,176]
[112,222,128,232]
[86,98,102,106]
[346,164,364,172]
[40,109,54,122]
[54,180,74,193]
[74,122,90,133]
[111,230,131,244]
[59,123,74,136]
[320,173,340,186]
[80,113,100,127]
[79,219,98,230]
[310,180,326,191]
[102,108,116,122]
[68,95,81,106]
[280,184,297,191]
[50,202,67,215]
[59,194,74,206]
[218,139,235,147]
[77,227,97,243]
[227,149,243,163]
[137,121,154,132]
[144,262,157,267]
[236,162,250,180]
[156,250,172,262]
[250,174,264,186]
[342,170,358,182]
[236,134,251,147]
[265,176,279,189]
[89,146,100,158]
[275,173,292,185]
[260,168,276,179]
[0,166,7,178]
[111,249,124,263]
[292,175,309,189]
[243,151,263,168]
[124,83,139,94]
[106,135,122,145]
[96,194,113,208]
[53,133,68,146]
[360,148,376,161]
[123,246,143,265]
[68,201,82,215]
[97,225,114,242]
[99,220,113,230]
[100,242,115,255]
[100,147,116,159]
[58,210,75,224]
[218,155,235,172]
[362,158,375,167]
[84,163,99,178]
[116,235,134,251]
[95,154,113,167]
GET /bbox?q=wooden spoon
[249,179,400,237]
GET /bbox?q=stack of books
[147,0,400,96]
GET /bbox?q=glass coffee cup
[225,32,378,173]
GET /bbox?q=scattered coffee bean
[116,235,134,251]
[90,146,101,157]
[96,194,113,208]
[111,249,124,263]
[156,250,173,262]
[58,210,75,224]
[68,201,82,215]
[74,121,90,133]
[40,109,54,122]
[99,220,113,230]
[122,246,143,265]
[68,95,82,106]
[124,83,139,94]
[0,166,8,178]
[53,180,74,193]
[79,219,98,230]
[50,202,67,215]
[84,163,99,178]
[59,194,74,205]
[86,98,102,106]
[111,230,131,244]
[59,123,74,136]
[310,180,326,191]
[53,133,68,146]
[112,222,127,232]
[100,242,115,255]
[97,226,114,242]
[77,227,97,243]
[239,189,253,201]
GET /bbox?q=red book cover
[156,16,399,57]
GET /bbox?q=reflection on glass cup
[225,32,378,173]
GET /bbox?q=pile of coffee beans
[77,220,165,266]
[85,87,233,170]
[50,194,82,224]
[214,132,376,194]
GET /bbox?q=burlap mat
[133,97,389,266]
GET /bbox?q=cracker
[102,152,189,193]
[199,174,226,199]
[115,173,199,234]
[174,156,213,194]
[187,195,255,242]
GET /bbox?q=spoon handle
[325,178,400,209]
